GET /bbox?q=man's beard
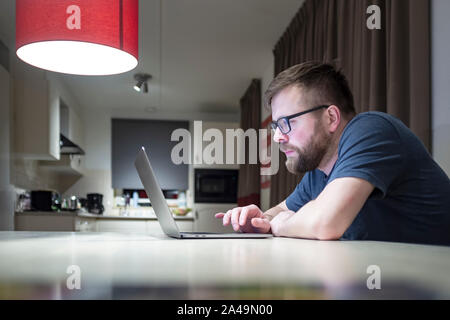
[284,122,331,174]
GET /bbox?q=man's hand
[215,204,271,233]
[269,210,295,237]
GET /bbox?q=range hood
[60,134,85,155]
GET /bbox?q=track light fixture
[134,73,152,93]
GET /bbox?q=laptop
[134,147,272,239]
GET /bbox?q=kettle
[68,196,79,211]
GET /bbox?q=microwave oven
[194,169,238,203]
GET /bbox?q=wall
[0,57,15,230]
[432,0,450,176]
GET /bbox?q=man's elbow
[315,223,343,241]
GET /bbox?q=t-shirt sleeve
[328,115,406,199]
[285,173,313,211]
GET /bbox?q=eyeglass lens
[270,119,290,134]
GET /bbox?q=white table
[0,231,449,299]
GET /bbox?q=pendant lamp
[16,0,139,76]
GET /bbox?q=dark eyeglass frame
[270,105,329,134]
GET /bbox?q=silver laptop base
[179,232,272,239]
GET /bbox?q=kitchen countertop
[15,211,80,217]
[0,231,449,299]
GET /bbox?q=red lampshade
[16,0,139,75]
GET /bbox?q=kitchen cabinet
[12,59,85,161]
[15,212,194,233]
[75,216,97,232]
[15,212,78,231]
[194,203,235,233]
[95,219,147,233]
[12,58,60,160]
[95,218,193,233]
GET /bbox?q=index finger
[239,205,259,226]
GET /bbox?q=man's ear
[326,105,341,133]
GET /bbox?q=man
[215,61,450,245]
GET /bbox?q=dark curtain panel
[238,79,261,207]
[270,0,430,206]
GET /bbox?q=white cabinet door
[13,58,59,160]
[96,220,147,233]
[14,214,76,231]
[95,219,193,234]
[75,217,97,232]
[194,204,235,233]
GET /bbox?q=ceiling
[0,0,303,115]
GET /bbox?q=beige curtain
[238,79,261,207]
[270,0,431,206]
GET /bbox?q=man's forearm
[272,178,375,240]
[274,200,321,239]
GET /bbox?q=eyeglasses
[270,105,329,134]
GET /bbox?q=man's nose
[273,127,288,144]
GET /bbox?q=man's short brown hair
[265,61,356,117]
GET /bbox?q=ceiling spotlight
[134,73,152,93]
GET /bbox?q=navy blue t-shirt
[286,112,450,245]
